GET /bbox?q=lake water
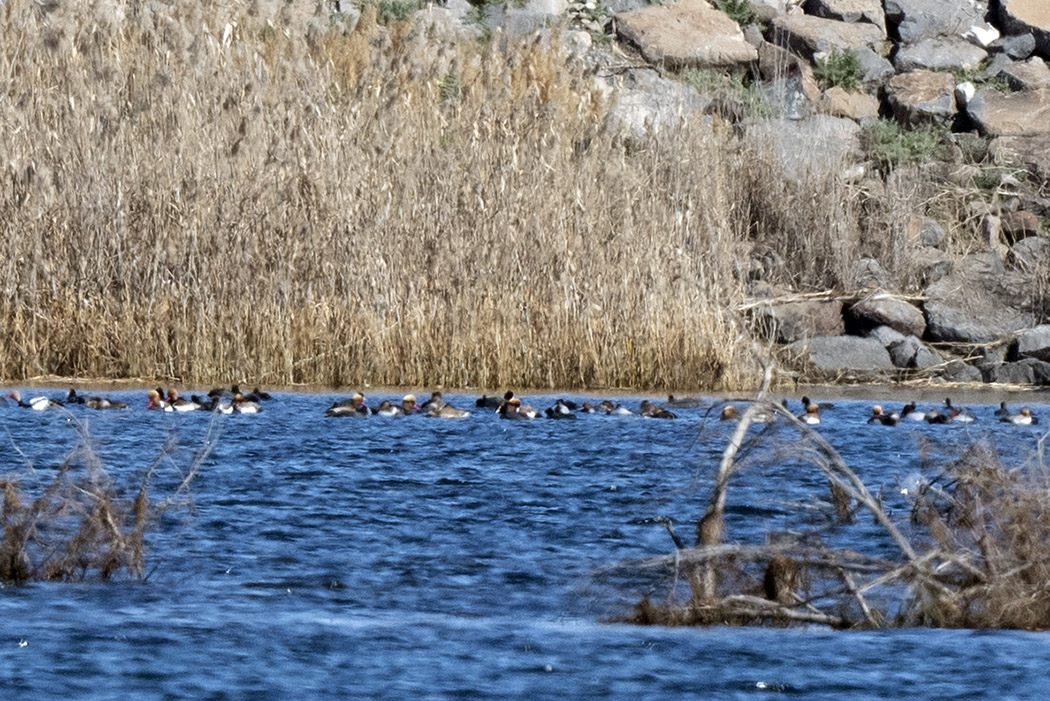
[2,388,1050,698]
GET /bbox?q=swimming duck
[944,398,975,423]
[8,391,63,411]
[1002,407,1039,425]
[720,405,739,421]
[544,399,577,419]
[802,395,835,411]
[425,396,470,418]
[146,390,172,411]
[798,404,821,425]
[475,394,502,409]
[868,405,899,426]
[925,408,951,424]
[666,394,700,409]
[325,392,368,417]
[371,400,403,417]
[66,389,127,410]
[578,402,597,414]
[640,400,677,419]
[401,395,421,415]
[900,402,926,421]
[164,388,199,412]
[232,393,262,414]
[597,400,633,416]
[994,401,1011,420]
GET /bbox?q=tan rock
[804,0,886,32]
[769,13,885,59]
[967,88,1050,137]
[1002,58,1050,91]
[990,133,1050,181]
[818,86,880,120]
[999,0,1050,57]
[614,0,758,71]
[884,70,956,125]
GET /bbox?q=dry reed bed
[0,0,982,390]
[609,371,1050,629]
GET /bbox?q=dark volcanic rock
[1016,325,1050,362]
[888,335,942,368]
[885,70,957,124]
[984,358,1050,385]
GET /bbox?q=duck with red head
[1002,407,1038,425]
[8,391,63,411]
[798,404,821,425]
[325,392,368,417]
[425,393,470,418]
[868,405,899,426]
[640,400,677,419]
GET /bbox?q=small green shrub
[684,69,773,119]
[862,119,946,170]
[377,0,420,24]
[438,71,461,102]
[813,48,863,92]
[713,0,756,27]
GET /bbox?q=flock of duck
[1,387,1042,426]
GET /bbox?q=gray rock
[848,296,927,337]
[944,359,984,383]
[923,254,1037,343]
[1002,57,1050,91]
[989,134,1050,181]
[984,358,1050,385]
[885,0,988,44]
[745,115,861,182]
[889,335,943,368]
[853,257,890,288]
[602,69,711,141]
[999,0,1050,57]
[614,0,758,71]
[991,32,1037,60]
[912,245,954,284]
[967,88,1050,137]
[503,8,558,37]
[1003,210,1044,241]
[885,69,957,125]
[912,342,944,368]
[868,324,907,347]
[761,300,846,343]
[894,36,987,72]
[851,46,897,83]
[750,0,787,22]
[921,217,947,247]
[785,335,896,371]
[1016,325,1050,362]
[803,0,886,31]
[768,13,885,59]
[1007,235,1050,271]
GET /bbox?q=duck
[798,403,821,425]
[597,400,633,416]
[425,394,470,418]
[475,394,502,409]
[232,393,262,414]
[925,408,952,424]
[66,389,127,410]
[544,399,577,419]
[868,405,899,426]
[401,395,421,415]
[802,395,835,411]
[165,388,199,412]
[994,401,1011,420]
[1002,407,1039,425]
[578,402,597,414]
[146,389,172,411]
[498,397,536,420]
[640,400,677,419]
[900,402,926,421]
[720,405,739,421]
[8,390,63,411]
[944,398,975,423]
[665,394,700,409]
[372,400,403,417]
[325,392,368,417]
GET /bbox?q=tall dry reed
[0,0,765,390]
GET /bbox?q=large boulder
[852,46,897,83]
[803,0,886,32]
[784,335,895,372]
[888,335,943,368]
[602,69,711,141]
[999,0,1050,57]
[884,70,957,125]
[768,13,885,59]
[614,0,758,71]
[885,0,989,44]
[758,299,845,343]
[1015,325,1050,362]
[818,86,881,120]
[966,88,1050,137]
[1002,58,1050,91]
[894,36,987,72]
[746,115,861,181]
[984,358,1050,385]
[847,295,927,336]
[923,253,1037,343]
[1007,235,1050,271]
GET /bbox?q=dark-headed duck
[640,400,677,419]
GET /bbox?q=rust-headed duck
[1002,407,1038,425]
[325,392,368,417]
[640,400,677,419]
[798,404,821,425]
[900,402,926,421]
[9,391,63,411]
[868,405,899,426]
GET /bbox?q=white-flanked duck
[146,390,173,411]
[944,398,975,423]
[498,397,535,420]
[925,408,951,424]
[372,400,403,417]
[233,393,262,414]
[640,400,677,419]
[164,388,199,412]
[425,393,470,419]
[900,402,926,421]
[868,405,899,426]
[66,389,127,410]
[798,403,821,425]
[544,399,577,419]
[325,392,368,417]
[1002,407,1039,425]
[8,391,63,411]
[598,400,633,416]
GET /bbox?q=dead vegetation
[0,415,215,584]
[611,366,1050,630]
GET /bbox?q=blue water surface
[1,388,1049,699]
